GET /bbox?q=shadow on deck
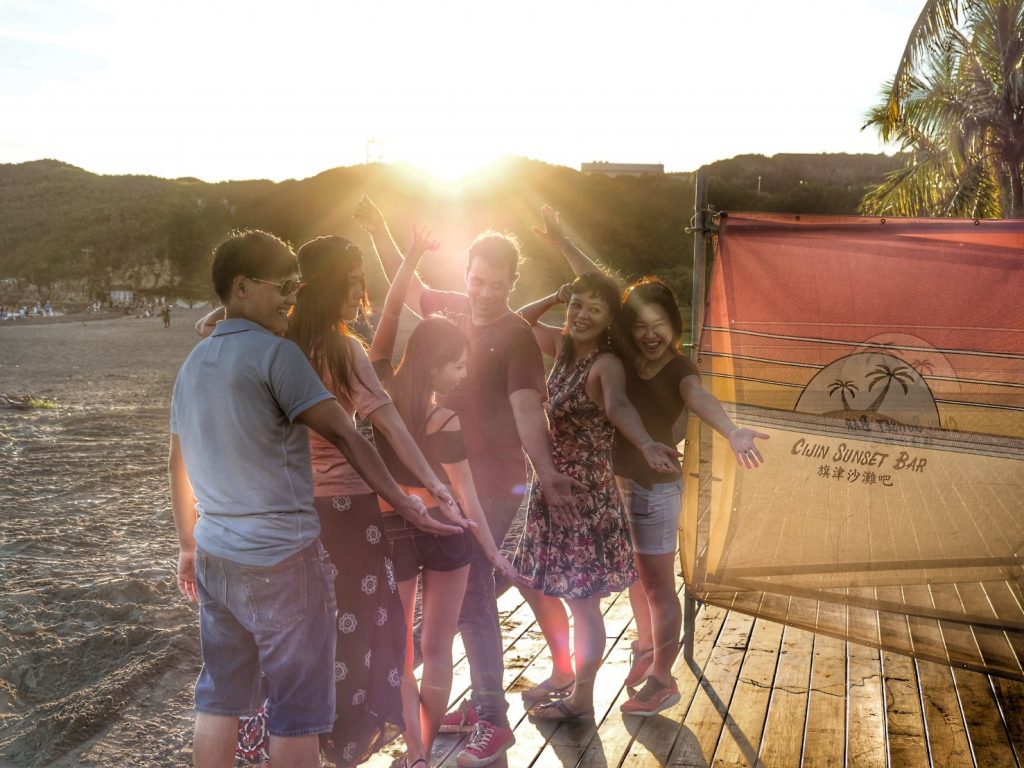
[361,579,1024,767]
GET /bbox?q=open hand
[407,225,440,267]
[542,471,587,527]
[729,428,770,468]
[428,483,474,530]
[397,493,465,535]
[532,205,568,248]
[641,441,682,474]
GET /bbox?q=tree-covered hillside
[0,153,905,308]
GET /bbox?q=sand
[0,311,208,767]
[0,311,527,767]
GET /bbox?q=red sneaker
[439,699,479,733]
[620,676,681,716]
[456,720,515,767]
[624,640,654,687]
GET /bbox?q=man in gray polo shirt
[169,230,463,768]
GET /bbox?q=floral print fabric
[514,349,637,598]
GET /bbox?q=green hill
[0,153,905,307]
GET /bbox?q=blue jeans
[195,540,337,737]
[456,494,523,728]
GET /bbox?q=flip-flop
[521,678,575,707]
[528,698,595,723]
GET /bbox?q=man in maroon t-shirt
[357,199,578,767]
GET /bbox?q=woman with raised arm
[367,227,527,768]
[197,235,467,766]
[512,271,680,723]
[526,206,768,717]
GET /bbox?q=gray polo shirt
[170,318,335,565]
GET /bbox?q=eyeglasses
[247,276,305,296]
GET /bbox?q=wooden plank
[664,610,755,766]
[846,641,887,768]
[711,617,785,767]
[757,623,814,767]
[577,575,690,768]
[613,604,730,767]
[952,667,1018,768]
[802,632,847,767]
[880,649,930,768]
[915,660,974,768]
[991,676,1024,767]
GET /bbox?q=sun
[395,146,507,187]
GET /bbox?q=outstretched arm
[534,205,625,288]
[368,226,439,365]
[591,355,680,473]
[355,196,429,317]
[443,452,530,589]
[680,375,770,469]
[296,399,466,533]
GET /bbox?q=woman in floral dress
[512,272,679,721]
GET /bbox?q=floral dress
[514,349,637,598]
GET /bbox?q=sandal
[528,698,595,723]
[521,677,575,707]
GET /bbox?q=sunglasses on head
[247,276,305,296]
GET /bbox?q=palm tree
[865,364,916,413]
[861,0,1024,218]
[828,379,860,410]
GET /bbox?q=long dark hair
[388,315,469,441]
[617,277,684,363]
[554,271,625,371]
[286,236,368,395]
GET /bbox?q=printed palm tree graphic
[865,364,915,413]
[828,379,859,410]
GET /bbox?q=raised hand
[728,427,770,469]
[354,195,386,235]
[532,205,568,248]
[406,225,440,267]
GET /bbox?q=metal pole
[683,172,708,663]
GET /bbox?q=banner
[681,212,1024,679]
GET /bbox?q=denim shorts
[382,508,472,582]
[194,540,338,737]
[617,477,684,556]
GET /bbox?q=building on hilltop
[581,161,664,177]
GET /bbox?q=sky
[1,0,925,183]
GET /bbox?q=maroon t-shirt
[420,289,547,500]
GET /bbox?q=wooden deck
[361,578,1024,768]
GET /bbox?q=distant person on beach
[526,206,768,716]
[367,225,529,768]
[196,233,468,767]
[170,229,454,768]
[162,304,171,328]
[356,197,580,767]
[509,271,680,724]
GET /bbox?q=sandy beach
[0,310,209,767]
[0,310,525,768]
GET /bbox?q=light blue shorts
[618,477,684,556]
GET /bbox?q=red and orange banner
[681,212,1024,679]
